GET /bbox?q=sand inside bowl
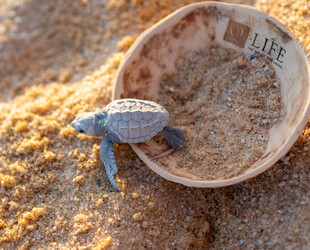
[158,46,282,180]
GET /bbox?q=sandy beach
[0,0,309,249]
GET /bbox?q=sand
[0,0,309,249]
[159,46,281,180]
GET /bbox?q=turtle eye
[79,129,85,134]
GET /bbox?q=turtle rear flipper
[160,126,185,149]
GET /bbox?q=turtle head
[71,111,107,136]
[71,112,97,136]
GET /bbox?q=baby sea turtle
[71,99,185,191]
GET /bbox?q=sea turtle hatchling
[71,99,185,191]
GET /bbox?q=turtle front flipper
[160,126,185,149]
[100,136,119,192]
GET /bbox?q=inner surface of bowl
[113,2,310,187]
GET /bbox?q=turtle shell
[106,99,169,143]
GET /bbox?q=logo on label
[224,19,250,48]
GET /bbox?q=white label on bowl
[224,19,288,70]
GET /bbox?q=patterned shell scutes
[106,99,169,143]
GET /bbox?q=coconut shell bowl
[113,2,310,188]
